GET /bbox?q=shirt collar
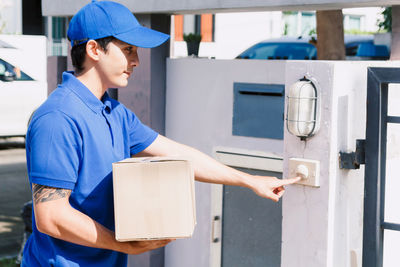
[61,71,113,114]
[101,92,113,111]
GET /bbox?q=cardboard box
[112,157,196,241]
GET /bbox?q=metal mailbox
[232,82,285,139]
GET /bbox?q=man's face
[96,39,139,88]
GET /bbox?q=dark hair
[69,36,116,74]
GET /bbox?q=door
[213,149,283,267]
[363,67,400,267]
[222,168,282,267]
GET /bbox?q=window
[0,58,34,81]
[46,16,68,56]
[238,43,317,60]
[283,11,298,36]
[283,11,316,36]
[174,14,215,42]
[301,12,316,36]
[344,14,362,31]
[348,16,361,30]
[52,17,67,40]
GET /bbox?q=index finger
[280,176,301,185]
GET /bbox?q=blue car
[236,35,389,60]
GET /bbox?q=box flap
[115,156,190,164]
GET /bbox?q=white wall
[343,7,384,32]
[214,11,283,59]
[0,34,47,81]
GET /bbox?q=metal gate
[363,67,400,267]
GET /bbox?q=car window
[0,58,34,81]
[346,45,359,57]
[238,43,317,60]
[345,41,389,59]
[0,62,6,75]
[345,41,372,56]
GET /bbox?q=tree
[316,10,346,60]
[378,7,392,32]
[391,6,400,59]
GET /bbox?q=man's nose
[130,53,139,68]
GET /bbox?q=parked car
[0,35,47,137]
[236,35,390,60]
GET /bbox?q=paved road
[0,143,31,258]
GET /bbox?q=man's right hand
[119,239,175,255]
[32,183,174,255]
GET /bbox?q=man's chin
[113,80,129,88]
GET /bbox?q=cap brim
[114,26,170,48]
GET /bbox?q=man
[22,1,300,266]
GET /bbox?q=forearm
[139,135,300,201]
[139,135,255,187]
[32,184,168,255]
[38,204,172,254]
[36,202,122,252]
[179,145,253,186]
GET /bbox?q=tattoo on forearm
[32,184,71,204]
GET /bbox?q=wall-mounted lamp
[286,77,320,140]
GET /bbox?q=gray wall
[47,56,67,95]
[42,0,400,15]
[164,58,285,267]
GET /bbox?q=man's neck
[75,69,107,100]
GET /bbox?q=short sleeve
[126,109,158,155]
[27,111,82,190]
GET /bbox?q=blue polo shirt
[22,71,158,267]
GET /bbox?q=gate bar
[386,116,400,123]
[382,222,400,231]
[363,67,400,267]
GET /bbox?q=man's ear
[86,40,101,62]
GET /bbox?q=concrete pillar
[47,56,67,95]
[125,15,170,267]
[282,60,400,267]
[67,39,73,71]
[316,10,345,60]
[282,62,336,267]
[391,6,400,60]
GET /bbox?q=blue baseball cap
[67,0,170,48]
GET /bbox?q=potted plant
[183,33,202,56]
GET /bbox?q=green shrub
[0,257,19,267]
[183,33,202,43]
[378,7,392,32]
